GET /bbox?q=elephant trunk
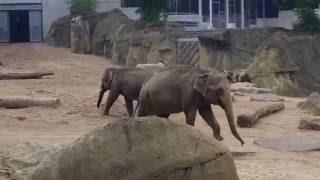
[222,94,245,145]
[97,88,106,108]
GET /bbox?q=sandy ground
[0,43,319,180]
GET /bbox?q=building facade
[0,0,306,43]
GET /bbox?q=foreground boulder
[298,92,320,115]
[27,117,239,180]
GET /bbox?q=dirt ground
[0,43,319,180]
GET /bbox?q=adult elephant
[137,66,244,145]
[97,67,151,116]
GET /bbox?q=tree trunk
[0,71,54,80]
[237,103,285,128]
[0,96,61,109]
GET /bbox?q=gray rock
[231,83,272,94]
[250,94,284,102]
[27,117,239,180]
[298,92,320,115]
[254,136,320,152]
[299,117,320,130]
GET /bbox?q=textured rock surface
[126,23,187,67]
[198,28,286,70]
[250,94,284,102]
[254,136,320,152]
[92,9,133,58]
[199,28,320,96]
[298,92,320,115]
[247,32,320,96]
[299,117,320,130]
[231,82,272,94]
[45,15,74,48]
[71,16,91,54]
[27,117,239,180]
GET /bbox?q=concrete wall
[42,0,70,38]
[96,0,120,12]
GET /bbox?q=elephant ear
[194,74,209,97]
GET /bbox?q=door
[29,10,42,42]
[0,11,9,42]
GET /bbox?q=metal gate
[0,11,9,42]
[29,10,42,42]
[177,38,200,67]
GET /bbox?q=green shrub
[294,6,320,33]
[67,0,97,14]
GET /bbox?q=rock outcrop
[299,117,320,130]
[71,16,92,54]
[199,28,320,96]
[247,32,320,96]
[27,117,239,180]
[92,9,133,58]
[298,92,320,115]
[125,23,187,67]
[46,15,74,48]
[198,28,286,70]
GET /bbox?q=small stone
[299,117,320,130]
[16,116,27,121]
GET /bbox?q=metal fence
[176,38,200,67]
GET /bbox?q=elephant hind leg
[124,97,133,116]
[198,105,224,141]
[103,91,120,116]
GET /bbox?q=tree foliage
[122,0,168,23]
[293,0,320,33]
[67,0,97,14]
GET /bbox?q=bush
[294,7,320,33]
[67,0,97,14]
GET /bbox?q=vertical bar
[263,0,265,18]
[209,0,213,28]
[226,0,229,27]
[199,0,203,22]
[241,0,245,28]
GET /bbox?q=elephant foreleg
[184,108,197,126]
[124,97,134,117]
[103,91,120,115]
[198,105,224,141]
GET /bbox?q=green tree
[293,0,320,33]
[122,0,168,23]
[67,0,97,14]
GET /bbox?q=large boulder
[26,117,239,180]
[198,28,286,70]
[298,92,320,115]
[71,16,92,54]
[126,23,187,67]
[92,9,133,58]
[45,15,74,48]
[247,32,320,96]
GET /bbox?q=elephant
[137,66,245,145]
[97,67,152,116]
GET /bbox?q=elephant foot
[103,112,109,116]
[214,133,224,141]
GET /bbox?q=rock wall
[124,23,187,67]
[71,16,92,54]
[198,28,287,70]
[247,32,320,96]
[45,15,74,48]
[199,28,320,96]
[27,117,239,180]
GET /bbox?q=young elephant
[137,66,245,145]
[97,67,151,116]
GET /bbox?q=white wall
[96,0,120,12]
[278,10,296,30]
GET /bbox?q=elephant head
[97,68,115,108]
[194,72,245,145]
